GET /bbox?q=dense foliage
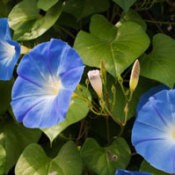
[0,0,175,174]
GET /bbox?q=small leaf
[141,33,175,88]
[140,160,169,175]
[37,0,59,11]
[15,141,83,175]
[113,0,136,12]
[64,0,110,20]
[8,0,62,40]
[74,15,150,78]
[0,145,6,175]
[0,119,41,173]
[81,137,130,175]
[43,86,90,142]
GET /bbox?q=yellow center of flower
[171,129,175,139]
[45,76,62,96]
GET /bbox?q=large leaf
[74,15,150,78]
[37,0,59,11]
[43,86,90,143]
[8,0,62,40]
[0,119,41,173]
[81,137,130,175]
[141,33,175,88]
[15,141,83,175]
[64,0,110,20]
[113,0,136,12]
[140,161,168,175]
[0,80,13,115]
[0,145,6,175]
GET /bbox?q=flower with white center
[87,69,102,97]
[0,18,20,80]
[11,39,84,128]
[115,169,151,175]
[132,89,175,173]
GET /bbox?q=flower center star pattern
[11,39,84,128]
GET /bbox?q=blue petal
[137,85,168,112]
[22,89,72,128]
[60,66,84,90]
[11,39,84,128]
[133,139,175,173]
[115,169,151,175]
[0,18,11,40]
[0,40,20,80]
[132,89,175,173]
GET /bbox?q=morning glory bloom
[0,18,20,80]
[11,39,84,128]
[132,89,175,173]
[115,169,151,175]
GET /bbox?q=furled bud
[87,69,103,97]
[129,59,140,92]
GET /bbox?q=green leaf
[64,0,110,20]
[113,0,136,12]
[140,161,169,175]
[37,0,59,11]
[81,137,130,175]
[0,145,6,175]
[74,15,150,77]
[0,80,13,115]
[15,141,83,175]
[120,9,147,30]
[141,33,175,88]
[8,0,62,40]
[43,86,90,143]
[0,119,41,173]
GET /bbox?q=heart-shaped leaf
[74,15,150,77]
[80,137,130,175]
[37,0,59,11]
[0,119,41,173]
[141,33,175,88]
[8,0,62,40]
[43,86,90,143]
[113,0,136,12]
[15,141,83,175]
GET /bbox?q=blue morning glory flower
[0,18,20,80]
[115,169,151,175]
[11,39,84,128]
[132,89,175,173]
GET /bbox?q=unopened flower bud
[87,69,102,97]
[129,59,140,92]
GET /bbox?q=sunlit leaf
[74,15,150,78]
[8,0,62,40]
[0,119,41,173]
[15,141,83,175]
